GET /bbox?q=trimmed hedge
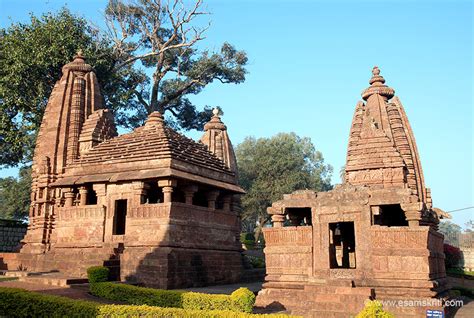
[90,282,183,308]
[98,304,294,317]
[0,287,295,317]
[0,287,99,317]
[87,266,110,283]
[90,282,256,313]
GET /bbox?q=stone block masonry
[0,219,27,252]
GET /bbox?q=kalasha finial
[62,49,91,73]
[372,66,380,76]
[73,49,85,61]
[204,107,226,131]
[361,66,394,100]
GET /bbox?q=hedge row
[0,287,294,318]
[0,287,99,317]
[98,305,296,317]
[90,282,256,313]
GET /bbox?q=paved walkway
[452,298,473,318]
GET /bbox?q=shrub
[230,288,256,313]
[240,233,255,242]
[0,287,99,317]
[246,255,265,268]
[444,244,462,268]
[87,266,110,284]
[355,300,395,318]
[241,233,256,249]
[90,282,256,313]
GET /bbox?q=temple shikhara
[8,53,245,288]
[256,67,448,317]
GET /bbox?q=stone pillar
[132,181,147,205]
[206,190,220,210]
[64,190,75,207]
[79,186,88,206]
[158,179,177,203]
[401,202,423,227]
[231,194,242,214]
[222,195,232,211]
[271,214,285,228]
[93,184,107,206]
[183,185,198,205]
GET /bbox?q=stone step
[0,270,58,277]
[18,273,88,287]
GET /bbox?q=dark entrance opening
[143,181,162,204]
[373,204,408,226]
[192,191,208,208]
[329,222,356,269]
[85,184,97,205]
[285,208,312,226]
[113,200,127,235]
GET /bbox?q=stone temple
[256,67,448,317]
[7,53,245,288]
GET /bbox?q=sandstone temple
[5,53,245,288]
[256,67,448,317]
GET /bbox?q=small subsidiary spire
[144,111,165,128]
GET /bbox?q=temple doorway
[113,199,127,235]
[329,222,356,269]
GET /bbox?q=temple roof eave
[51,166,244,194]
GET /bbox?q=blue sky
[1,0,472,227]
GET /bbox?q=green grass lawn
[0,277,18,282]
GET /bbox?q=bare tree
[104,0,247,129]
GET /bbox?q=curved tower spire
[345,67,428,205]
[24,52,116,253]
[200,108,238,176]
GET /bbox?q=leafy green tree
[0,8,144,167]
[439,220,462,246]
[236,133,333,240]
[464,220,474,232]
[0,167,31,220]
[439,221,462,236]
[105,0,248,129]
